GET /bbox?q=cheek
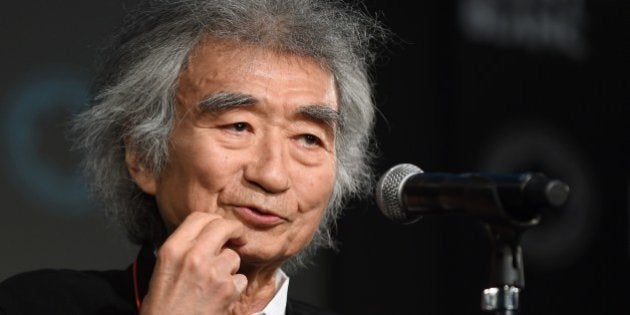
[155,148,244,227]
[296,165,336,213]
[288,202,327,249]
[188,145,245,184]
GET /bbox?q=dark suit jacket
[0,246,334,315]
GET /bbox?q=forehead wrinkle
[197,91,257,113]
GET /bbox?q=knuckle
[181,250,205,272]
[214,281,236,299]
[157,243,177,261]
[222,248,241,264]
[205,265,221,281]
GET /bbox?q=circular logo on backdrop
[3,70,90,215]
[478,121,598,271]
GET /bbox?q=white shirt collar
[253,269,290,315]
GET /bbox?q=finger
[232,273,248,295]
[214,247,241,275]
[193,218,245,255]
[157,212,225,265]
[161,212,222,252]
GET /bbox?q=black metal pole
[480,223,525,314]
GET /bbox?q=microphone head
[375,163,422,223]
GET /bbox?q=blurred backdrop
[1,0,628,314]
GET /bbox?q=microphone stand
[471,172,566,314]
[375,165,570,314]
[480,221,534,315]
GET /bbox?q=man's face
[137,39,338,267]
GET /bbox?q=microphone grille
[375,163,422,223]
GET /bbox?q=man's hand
[140,212,248,315]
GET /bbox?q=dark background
[1,1,628,314]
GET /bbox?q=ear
[125,146,157,196]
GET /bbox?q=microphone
[375,163,570,224]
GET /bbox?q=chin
[235,241,294,268]
[238,252,288,270]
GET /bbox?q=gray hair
[72,0,387,270]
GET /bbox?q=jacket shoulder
[287,298,340,315]
[0,269,134,315]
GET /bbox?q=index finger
[194,218,246,255]
[161,212,223,254]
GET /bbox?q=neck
[231,263,281,314]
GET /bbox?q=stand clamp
[482,285,520,313]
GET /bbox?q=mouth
[232,205,287,228]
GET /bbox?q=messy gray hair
[73,0,386,269]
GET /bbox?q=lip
[232,205,287,228]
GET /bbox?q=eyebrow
[297,104,341,131]
[197,91,340,129]
[197,91,256,113]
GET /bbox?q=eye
[299,134,322,147]
[228,122,249,132]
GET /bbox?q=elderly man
[0,0,385,314]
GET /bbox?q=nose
[244,135,290,194]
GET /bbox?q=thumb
[233,273,248,294]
